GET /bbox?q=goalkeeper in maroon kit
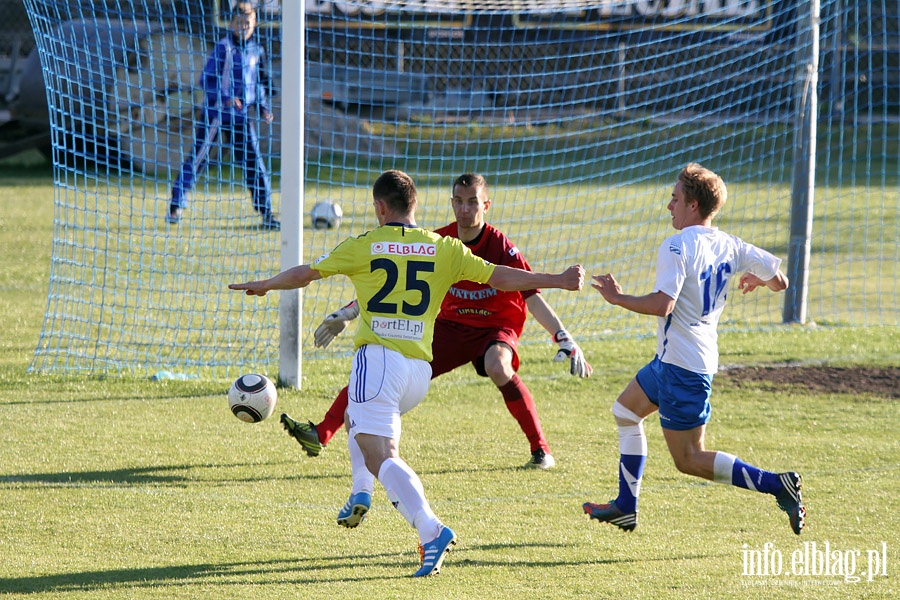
[282,173,590,499]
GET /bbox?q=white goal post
[278,0,304,387]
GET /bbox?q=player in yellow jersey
[230,170,584,578]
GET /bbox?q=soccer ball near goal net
[310,201,343,230]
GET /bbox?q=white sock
[348,433,375,495]
[378,457,441,543]
[713,451,737,485]
[387,488,414,526]
[612,401,647,455]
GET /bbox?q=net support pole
[278,1,305,387]
[828,0,844,117]
[783,0,819,324]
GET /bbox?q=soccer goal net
[22,0,899,380]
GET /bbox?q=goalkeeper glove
[313,300,360,348]
[553,329,592,378]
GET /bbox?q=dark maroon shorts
[430,319,521,379]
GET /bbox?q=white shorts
[346,344,432,440]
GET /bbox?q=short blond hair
[677,163,727,219]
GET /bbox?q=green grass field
[0,167,897,599]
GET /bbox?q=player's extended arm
[525,294,592,378]
[591,273,675,317]
[313,300,360,348]
[739,271,789,294]
[229,264,322,296]
[489,264,584,292]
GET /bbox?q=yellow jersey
[312,224,497,361]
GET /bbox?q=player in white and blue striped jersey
[585,163,805,535]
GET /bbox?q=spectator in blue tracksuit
[168,1,279,230]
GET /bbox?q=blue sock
[731,457,782,495]
[616,454,646,512]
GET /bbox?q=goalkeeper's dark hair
[678,163,727,219]
[452,173,488,196]
[373,170,418,213]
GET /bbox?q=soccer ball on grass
[228,374,277,423]
[310,201,343,229]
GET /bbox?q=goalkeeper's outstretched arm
[525,294,592,378]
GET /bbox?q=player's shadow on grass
[0,560,287,594]
[0,462,347,487]
[462,541,729,569]
[2,391,218,406]
[0,544,732,592]
[0,551,423,593]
